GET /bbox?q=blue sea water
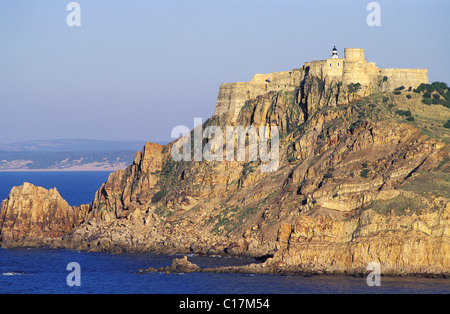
[0,172,449,294]
[0,171,110,206]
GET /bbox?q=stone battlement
[214,47,429,120]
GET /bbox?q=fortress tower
[302,47,429,91]
[214,47,429,119]
[342,48,370,86]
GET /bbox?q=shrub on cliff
[415,83,433,93]
[360,169,370,178]
[422,98,432,105]
[347,83,361,93]
[431,81,448,91]
[444,90,450,101]
[415,82,449,97]
[444,119,450,129]
[396,110,412,117]
[151,190,169,203]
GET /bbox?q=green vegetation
[444,119,450,129]
[347,82,361,93]
[210,204,261,237]
[242,161,256,176]
[395,109,412,117]
[422,98,432,105]
[400,171,450,199]
[367,194,427,216]
[151,190,169,203]
[414,82,450,108]
[360,169,370,178]
[154,205,174,219]
[394,86,404,95]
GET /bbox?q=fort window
[329,63,332,67]
[337,62,340,67]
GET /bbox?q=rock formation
[0,182,88,247]
[139,256,201,274]
[1,48,449,276]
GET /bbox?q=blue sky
[0,0,449,143]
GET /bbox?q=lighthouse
[331,46,338,59]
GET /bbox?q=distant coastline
[0,167,121,172]
[0,138,153,172]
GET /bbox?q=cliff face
[1,64,449,275]
[57,71,449,275]
[0,182,88,247]
[271,190,449,275]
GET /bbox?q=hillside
[0,139,147,171]
[1,63,449,276]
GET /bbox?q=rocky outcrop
[139,256,201,274]
[266,194,449,275]
[0,59,448,277]
[0,182,88,247]
[88,142,164,221]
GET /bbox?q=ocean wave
[2,271,25,276]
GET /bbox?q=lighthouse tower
[331,46,339,59]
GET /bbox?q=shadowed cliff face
[1,70,449,275]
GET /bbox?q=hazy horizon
[1,0,449,143]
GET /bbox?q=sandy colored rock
[1,48,448,277]
[0,182,88,246]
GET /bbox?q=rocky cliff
[1,66,449,276]
[0,182,88,247]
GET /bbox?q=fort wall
[378,68,429,90]
[341,48,428,90]
[214,70,302,120]
[214,47,429,120]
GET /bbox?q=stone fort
[215,47,429,120]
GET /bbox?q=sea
[0,171,449,295]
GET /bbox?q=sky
[0,0,449,144]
